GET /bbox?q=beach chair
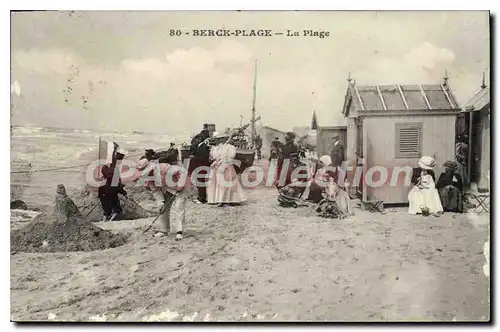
[465,191,490,214]
[353,187,384,214]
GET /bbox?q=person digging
[98,150,128,222]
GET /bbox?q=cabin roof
[317,125,347,130]
[463,86,490,112]
[260,125,286,134]
[342,83,460,116]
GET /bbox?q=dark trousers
[197,175,208,203]
[99,193,122,217]
[189,158,210,203]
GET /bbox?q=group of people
[408,156,465,216]
[267,133,351,218]
[276,153,354,219]
[187,125,247,206]
[98,125,467,229]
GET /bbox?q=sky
[10,11,490,134]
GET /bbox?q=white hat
[418,156,436,170]
[319,155,332,166]
[116,148,127,155]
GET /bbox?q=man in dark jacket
[330,136,345,167]
[277,132,300,189]
[189,128,211,203]
[269,137,283,161]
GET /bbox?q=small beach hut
[462,74,490,192]
[342,75,461,205]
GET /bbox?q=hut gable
[342,82,460,117]
[464,86,490,112]
[342,86,359,117]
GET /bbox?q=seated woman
[277,155,337,207]
[436,161,464,213]
[301,155,337,203]
[408,156,443,216]
[317,180,353,219]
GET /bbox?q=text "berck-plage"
[192,29,273,37]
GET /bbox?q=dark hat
[285,132,295,140]
[145,149,154,153]
[170,142,175,146]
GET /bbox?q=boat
[181,60,261,174]
[180,123,256,174]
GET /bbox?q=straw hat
[319,155,332,166]
[418,156,436,170]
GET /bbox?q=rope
[141,193,177,234]
[82,202,100,220]
[10,149,174,175]
[125,196,164,215]
[10,163,91,174]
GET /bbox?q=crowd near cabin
[341,74,461,206]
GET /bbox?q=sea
[10,126,192,211]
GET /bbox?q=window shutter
[395,123,422,158]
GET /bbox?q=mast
[251,59,257,146]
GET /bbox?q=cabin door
[355,118,363,158]
[354,118,366,201]
[466,111,482,185]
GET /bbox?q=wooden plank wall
[363,115,456,204]
[346,118,357,160]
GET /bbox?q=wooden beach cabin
[462,77,490,193]
[342,77,461,205]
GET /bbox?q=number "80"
[170,30,182,36]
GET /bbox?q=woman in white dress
[408,156,443,216]
[207,143,246,206]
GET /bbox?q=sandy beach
[10,187,490,322]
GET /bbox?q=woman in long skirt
[207,143,246,206]
[408,156,443,216]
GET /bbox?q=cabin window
[395,122,423,158]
